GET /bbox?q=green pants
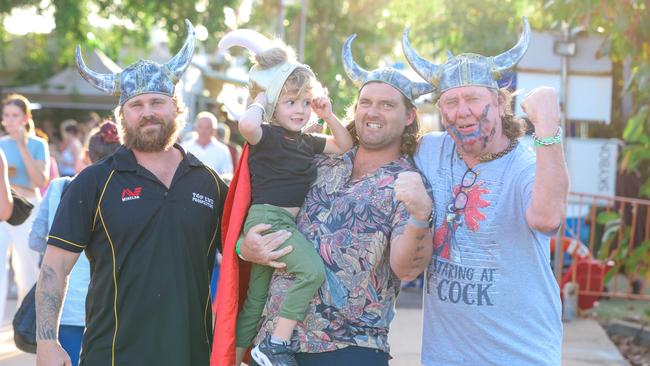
[235,204,326,348]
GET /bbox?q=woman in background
[0,93,49,322]
[57,119,83,177]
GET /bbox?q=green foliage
[596,210,650,283]
[544,0,650,197]
[240,0,544,116]
[244,0,397,115]
[387,0,540,59]
[1,0,234,86]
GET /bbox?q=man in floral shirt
[238,35,435,365]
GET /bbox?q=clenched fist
[394,171,432,221]
[520,87,561,138]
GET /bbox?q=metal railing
[557,192,650,307]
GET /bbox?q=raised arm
[520,87,569,233]
[390,171,434,281]
[36,246,81,366]
[12,126,49,189]
[238,93,267,145]
[311,96,353,154]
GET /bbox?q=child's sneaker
[251,334,298,366]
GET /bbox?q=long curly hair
[496,88,526,140]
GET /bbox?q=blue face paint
[447,104,491,146]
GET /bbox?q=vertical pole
[277,0,286,41]
[298,0,308,62]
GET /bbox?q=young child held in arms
[220,30,353,366]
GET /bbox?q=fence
[557,192,650,308]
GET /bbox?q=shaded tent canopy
[10,49,122,110]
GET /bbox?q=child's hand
[254,92,268,106]
[311,96,333,121]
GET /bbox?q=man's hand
[395,171,432,221]
[240,223,293,269]
[520,87,560,137]
[36,340,72,366]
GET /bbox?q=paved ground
[0,299,35,365]
[0,289,630,365]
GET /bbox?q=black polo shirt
[47,144,227,366]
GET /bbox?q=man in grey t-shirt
[403,18,569,365]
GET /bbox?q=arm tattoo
[36,264,63,341]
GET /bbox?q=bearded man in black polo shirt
[35,20,228,366]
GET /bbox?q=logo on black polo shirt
[192,192,214,209]
[121,186,142,202]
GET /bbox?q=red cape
[211,144,252,365]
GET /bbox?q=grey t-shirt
[415,132,562,366]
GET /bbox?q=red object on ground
[211,144,252,366]
[561,259,614,310]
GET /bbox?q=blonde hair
[252,45,323,106]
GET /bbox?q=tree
[544,0,650,197]
[235,0,545,115]
[1,0,235,86]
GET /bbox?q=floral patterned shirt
[254,147,430,354]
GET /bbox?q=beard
[121,116,179,152]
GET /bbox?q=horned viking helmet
[402,17,531,99]
[342,34,434,104]
[76,19,196,105]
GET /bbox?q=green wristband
[533,126,562,147]
[235,237,243,256]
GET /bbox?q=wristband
[248,102,265,114]
[408,211,433,229]
[235,237,245,260]
[532,126,562,147]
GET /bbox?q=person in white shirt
[183,111,233,175]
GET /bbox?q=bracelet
[317,118,325,126]
[248,102,265,114]
[532,126,562,147]
[235,237,245,260]
[408,211,433,229]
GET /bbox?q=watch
[408,210,434,229]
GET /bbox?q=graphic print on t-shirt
[433,181,490,262]
[427,178,499,307]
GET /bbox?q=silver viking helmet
[76,19,196,105]
[342,34,434,104]
[402,17,530,100]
